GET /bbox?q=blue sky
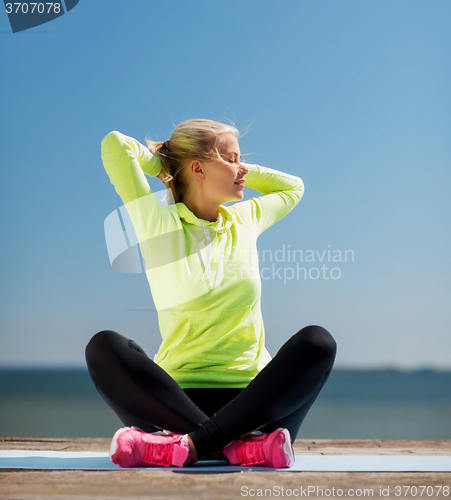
[1,0,450,369]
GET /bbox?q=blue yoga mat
[1,451,450,472]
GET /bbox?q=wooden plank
[1,437,450,499]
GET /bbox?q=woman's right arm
[101,131,163,206]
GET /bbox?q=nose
[240,162,249,175]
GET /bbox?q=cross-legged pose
[86,119,337,468]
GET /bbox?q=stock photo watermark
[217,245,354,284]
[257,244,354,283]
[240,484,450,497]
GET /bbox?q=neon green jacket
[101,131,304,388]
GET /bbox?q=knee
[85,330,119,367]
[299,325,337,360]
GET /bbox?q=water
[0,369,450,439]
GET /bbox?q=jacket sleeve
[101,131,179,253]
[233,163,305,236]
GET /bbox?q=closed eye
[222,154,241,164]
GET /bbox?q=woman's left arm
[234,163,304,236]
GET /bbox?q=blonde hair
[146,119,239,204]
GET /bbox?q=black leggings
[85,325,336,460]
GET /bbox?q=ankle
[223,440,240,465]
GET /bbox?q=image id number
[395,485,449,496]
[5,3,61,14]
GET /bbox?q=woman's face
[201,133,249,205]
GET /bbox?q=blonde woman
[86,119,336,468]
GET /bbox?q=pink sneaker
[223,428,294,468]
[110,427,191,468]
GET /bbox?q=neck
[181,191,220,223]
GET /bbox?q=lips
[234,179,245,186]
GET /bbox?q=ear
[189,160,205,180]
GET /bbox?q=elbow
[101,130,122,148]
[296,177,305,200]
[295,177,305,205]
[298,177,304,193]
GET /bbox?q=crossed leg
[85,325,336,460]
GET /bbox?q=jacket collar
[176,203,234,232]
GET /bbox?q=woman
[86,119,336,468]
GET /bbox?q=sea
[0,369,450,440]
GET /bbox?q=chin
[221,189,244,204]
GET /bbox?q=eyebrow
[224,152,241,160]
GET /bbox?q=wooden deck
[1,437,450,499]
